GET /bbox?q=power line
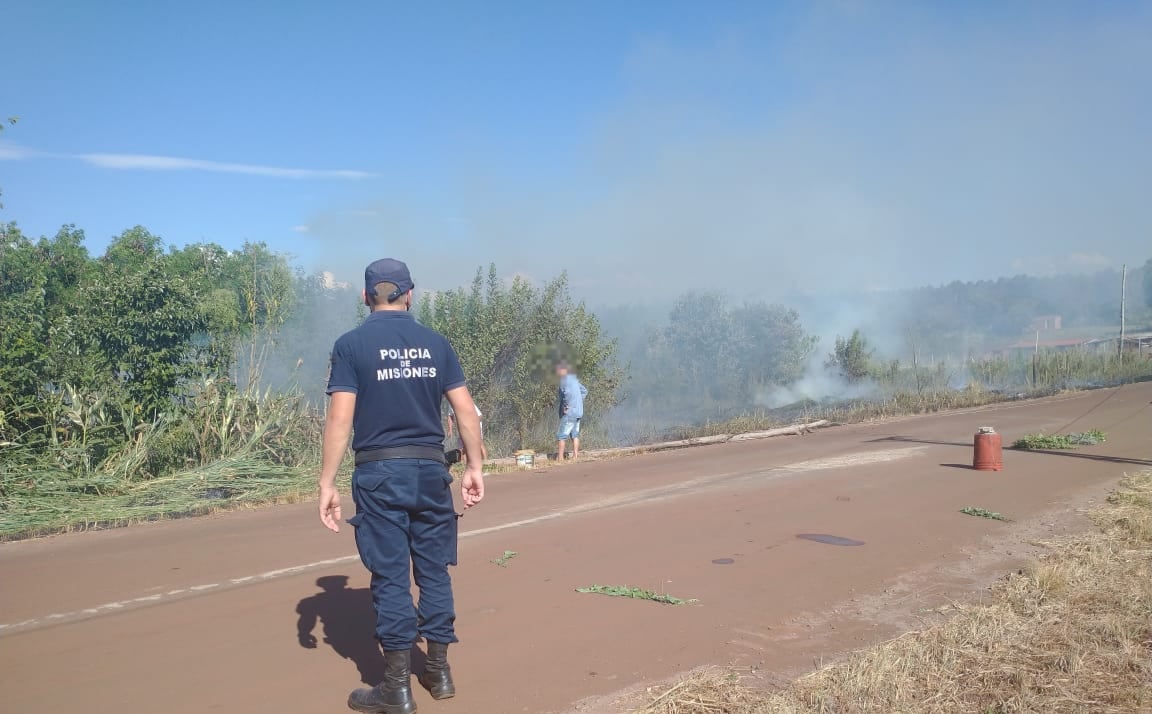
[1052,383,1126,435]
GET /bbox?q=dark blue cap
[364,258,414,302]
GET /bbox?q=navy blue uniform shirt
[326,311,466,451]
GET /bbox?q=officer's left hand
[319,485,342,532]
[461,465,484,509]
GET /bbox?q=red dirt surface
[2,384,1150,714]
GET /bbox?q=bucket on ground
[973,426,1003,471]
[515,450,536,468]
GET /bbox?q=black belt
[355,445,447,466]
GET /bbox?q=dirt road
[2,385,1149,714]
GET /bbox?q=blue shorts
[557,415,581,441]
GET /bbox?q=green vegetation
[490,550,518,567]
[417,265,623,452]
[604,265,1152,443]
[0,224,322,538]
[606,292,818,435]
[857,268,1151,355]
[652,364,1137,446]
[827,345,1147,401]
[2,218,1149,540]
[575,584,698,605]
[826,329,875,383]
[959,506,1010,521]
[0,226,623,538]
[3,455,311,539]
[1012,430,1106,450]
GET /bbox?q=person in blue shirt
[318,258,485,714]
[555,361,587,461]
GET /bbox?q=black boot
[347,649,417,714]
[418,641,456,700]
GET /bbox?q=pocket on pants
[448,513,460,567]
[353,462,394,493]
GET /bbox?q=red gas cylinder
[973,426,1003,471]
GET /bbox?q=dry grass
[640,472,1152,714]
[642,670,764,714]
[660,387,1034,445]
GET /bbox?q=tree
[661,292,739,401]
[0,224,100,402]
[0,223,50,402]
[730,302,817,391]
[1,224,309,421]
[0,221,334,502]
[165,239,300,384]
[419,265,623,449]
[80,256,209,416]
[826,330,875,383]
[650,293,817,409]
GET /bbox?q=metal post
[1118,264,1127,363]
[1032,330,1039,387]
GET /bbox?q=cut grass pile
[0,456,312,540]
[490,550,518,567]
[640,472,1152,714]
[576,584,698,606]
[959,506,1010,521]
[1012,429,1107,450]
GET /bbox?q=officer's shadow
[295,575,427,686]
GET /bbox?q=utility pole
[1033,329,1040,387]
[1119,264,1127,362]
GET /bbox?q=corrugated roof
[998,338,1087,350]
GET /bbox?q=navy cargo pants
[348,458,459,652]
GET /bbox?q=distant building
[992,337,1084,358]
[1029,315,1063,331]
[321,271,350,290]
[1082,332,1152,357]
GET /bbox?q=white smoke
[756,352,878,409]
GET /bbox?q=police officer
[318,258,485,714]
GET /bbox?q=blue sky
[3,1,1150,298]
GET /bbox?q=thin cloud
[0,142,37,160]
[77,153,373,179]
[0,144,372,179]
[291,225,310,233]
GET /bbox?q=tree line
[4,222,1150,493]
[0,223,313,487]
[793,262,1152,361]
[0,226,630,488]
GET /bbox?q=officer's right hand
[319,485,342,532]
[461,465,484,509]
